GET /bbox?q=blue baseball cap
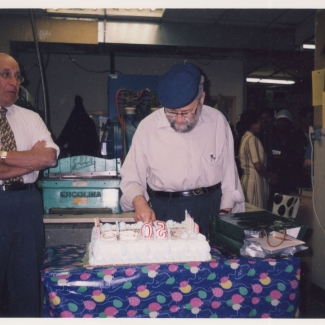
[158,62,201,109]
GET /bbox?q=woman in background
[239,110,278,209]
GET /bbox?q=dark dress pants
[0,188,45,317]
[151,187,222,238]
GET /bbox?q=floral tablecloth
[41,244,301,318]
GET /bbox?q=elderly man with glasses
[0,53,59,317]
[120,62,244,237]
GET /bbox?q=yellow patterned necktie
[0,107,24,184]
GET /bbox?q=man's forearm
[0,164,32,180]
[5,147,57,171]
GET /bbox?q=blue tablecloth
[41,244,301,318]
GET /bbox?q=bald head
[0,53,17,63]
[0,53,21,107]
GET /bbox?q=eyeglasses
[0,71,24,83]
[164,102,199,118]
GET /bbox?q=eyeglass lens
[0,71,24,82]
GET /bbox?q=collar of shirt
[2,104,14,118]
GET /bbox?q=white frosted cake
[88,215,211,265]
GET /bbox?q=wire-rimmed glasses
[0,71,24,83]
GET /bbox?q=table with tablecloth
[41,244,301,318]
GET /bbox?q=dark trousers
[151,187,222,238]
[0,188,45,317]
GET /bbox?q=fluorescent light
[46,8,164,18]
[259,79,295,85]
[246,78,295,85]
[302,44,315,49]
[246,78,260,83]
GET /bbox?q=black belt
[0,182,35,191]
[153,183,221,198]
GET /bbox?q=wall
[18,53,244,138]
[0,14,245,138]
[0,16,97,53]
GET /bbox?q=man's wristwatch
[0,151,7,164]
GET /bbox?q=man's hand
[32,140,47,149]
[133,195,156,223]
[219,208,231,215]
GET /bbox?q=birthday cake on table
[88,213,211,266]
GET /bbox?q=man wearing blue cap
[120,62,245,236]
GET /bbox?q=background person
[272,109,304,195]
[119,62,245,237]
[56,95,99,157]
[257,108,275,172]
[239,109,278,210]
[293,106,314,189]
[0,53,59,317]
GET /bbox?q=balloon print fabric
[41,245,301,318]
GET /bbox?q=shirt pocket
[202,150,223,167]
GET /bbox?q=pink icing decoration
[186,214,194,232]
[155,221,167,238]
[141,223,154,239]
[194,223,199,234]
[48,292,56,299]
[262,313,270,318]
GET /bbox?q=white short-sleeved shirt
[0,104,59,184]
